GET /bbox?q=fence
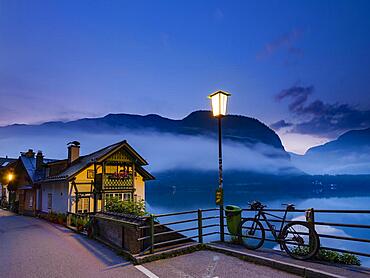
[138,206,370,260]
[137,208,221,254]
[241,207,370,258]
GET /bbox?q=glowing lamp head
[208,90,231,117]
[7,173,13,182]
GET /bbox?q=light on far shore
[208,90,231,117]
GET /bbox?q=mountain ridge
[0,110,286,153]
[291,127,370,174]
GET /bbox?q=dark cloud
[276,85,314,113]
[276,85,370,138]
[257,29,304,59]
[270,120,293,131]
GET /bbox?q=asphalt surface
[0,210,298,278]
[143,250,298,278]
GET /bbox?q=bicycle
[239,201,320,260]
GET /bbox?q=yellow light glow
[208,90,231,117]
[8,173,13,182]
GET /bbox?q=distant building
[5,140,154,215]
[6,149,55,215]
[0,156,17,204]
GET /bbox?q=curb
[134,243,204,265]
[206,244,345,278]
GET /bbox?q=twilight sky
[1,0,370,154]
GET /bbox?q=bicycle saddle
[249,201,266,210]
[282,203,295,211]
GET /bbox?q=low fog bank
[290,149,370,175]
[0,128,297,175]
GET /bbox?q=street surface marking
[135,265,160,278]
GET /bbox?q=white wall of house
[41,181,69,213]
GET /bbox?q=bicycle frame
[252,208,290,241]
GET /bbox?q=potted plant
[76,217,85,232]
[57,213,66,225]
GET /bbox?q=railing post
[305,208,315,253]
[220,205,225,242]
[198,209,203,243]
[150,214,155,254]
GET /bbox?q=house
[6,150,55,215]
[0,156,17,205]
[40,140,154,214]
[6,140,154,215]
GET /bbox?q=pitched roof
[20,155,56,183]
[44,140,154,181]
[0,157,17,168]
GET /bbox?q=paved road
[143,250,298,278]
[0,210,297,278]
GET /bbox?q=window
[47,193,52,209]
[87,170,94,179]
[123,193,132,201]
[105,193,132,201]
[77,198,89,213]
[29,195,33,208]
[105,165,117,174]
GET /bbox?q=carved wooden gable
[106,148,132,163]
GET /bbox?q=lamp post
[208,90,231,242]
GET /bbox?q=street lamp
[7,173,13,183]
[208,90,231,242]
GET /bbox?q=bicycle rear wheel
[239,218,265,250]
[280,221,320,260]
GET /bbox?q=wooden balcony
[95,173,134,191]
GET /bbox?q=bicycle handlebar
[249,201,266,210]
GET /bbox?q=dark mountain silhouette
[0,110,286,154]
[291,128,370,174]
[306,128,370,155]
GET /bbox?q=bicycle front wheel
[239,218,265,250]
[280,221,320,260]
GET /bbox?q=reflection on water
[147,181,370,266]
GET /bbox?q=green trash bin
[225,205,242,236]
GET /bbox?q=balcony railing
[103,174,133,190]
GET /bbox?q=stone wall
[93,212,193,255]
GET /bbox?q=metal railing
[241,207,370,258]
[138,208,220,254]
[138,206,370,260]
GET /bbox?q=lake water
[146,180,370,266]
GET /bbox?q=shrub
[76,217,86,232]
[48,211,58,223]
[291,247,361,266]
[317,249,361,266]
[71,215,77,227]
[105,197,148,216]
[57,213,66,225]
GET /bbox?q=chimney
[67,141,80,164]
[36,151,44,170]
[23,149,35,158]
